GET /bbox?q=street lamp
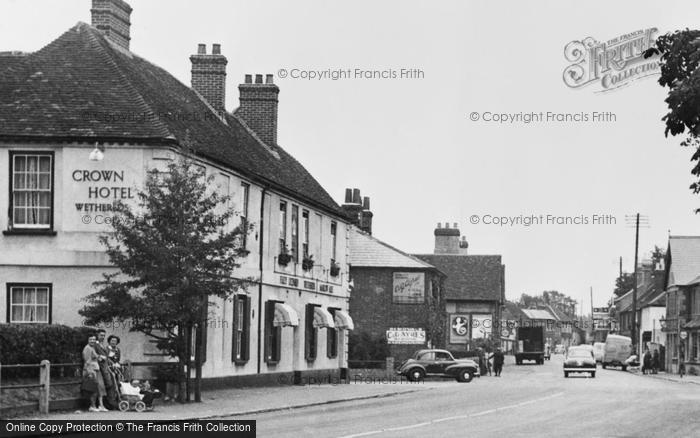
[89,143,104,161]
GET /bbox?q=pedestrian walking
[493,348,505,377]
[652,349,660,374]
[642,349,652,375]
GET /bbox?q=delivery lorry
[515,326,545,365]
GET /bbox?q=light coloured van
[602,335,632,370]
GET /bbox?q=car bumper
[564,367,595,372]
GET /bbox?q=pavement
[24,374,435,421]
[628,368,700,385]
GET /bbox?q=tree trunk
[194,295,206,402]
[184,324,192,402]
[177,329,187,403]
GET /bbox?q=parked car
[593,342,605,363]
[576,344,595,359]
[602,334,633,371]
[554,344,565,354]
[563,347,596,378]
[397,349,480,383]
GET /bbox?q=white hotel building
[0,0,353,385]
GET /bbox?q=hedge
[0,324,96,378]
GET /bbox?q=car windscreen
[567,349,592,358]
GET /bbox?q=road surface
[238,354,700,437]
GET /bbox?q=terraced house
[0,0,353,385]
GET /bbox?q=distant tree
[644,30,700,209]
[80,156,250,403]
[651,245,666,269]
[613,272,636,298]
[518,291,577,316]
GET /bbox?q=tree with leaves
[80,156,250,403]
[645,30,700,209]
[613,272,636,298]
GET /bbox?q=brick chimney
[434,222,461,254]
[236,74,279,146]
[91,0,132,50]
[341,188,373,235]
[190,44,228,115]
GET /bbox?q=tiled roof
[413,254,504,301]
[547,305,575,322]
[667,236,700,287]
[0,23,344,217]
[349,229,438,270]
[521,308,556,320]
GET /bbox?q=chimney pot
[445,223,450,229]
[437,223,442,228]
[266,74,274,84]
[245,74,252,84]
[344,188,353,204]
[197,43,206,54]
[212,43,221,55]
[363,196,370,210]
[453,222,458,229]
[255,74,263,84]
[352,189,361,204]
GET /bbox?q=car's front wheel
[564,371,569,378]
[591,372,596,378]
[407,368,425,382]
[456,369,473,383]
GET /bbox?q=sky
[2,0,700,313]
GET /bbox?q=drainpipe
[257,187,268,374]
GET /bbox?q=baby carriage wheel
[118,400,130,412]
[135,401,146,412]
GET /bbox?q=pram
[118,381,148,412]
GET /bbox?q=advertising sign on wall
[392,272,424,303]
[386,327,426,344]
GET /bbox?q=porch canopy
[313,307,335,329]
[274,303,299,327]
[333,310,354,330]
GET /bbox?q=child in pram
[119,380,162,412]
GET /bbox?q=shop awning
[313,307,336,329]
[333,310,354,330]
[683,317,700,329]
[273,303,299,327]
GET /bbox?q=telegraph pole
[625,213,649,356]
[633,213,639,353]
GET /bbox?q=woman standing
[82,334,108,412]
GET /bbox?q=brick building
[414,223,505,351]
[348,225,446,365]
[0,0,354,385]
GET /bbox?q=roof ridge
[355,228,437,270]
[80,23,173,139]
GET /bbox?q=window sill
[3,229,57,236]
[265,360,279,366]
[233,359,249,366]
